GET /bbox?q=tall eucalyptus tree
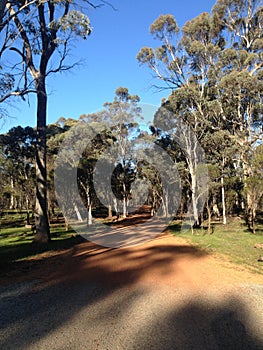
[0,0,107,242]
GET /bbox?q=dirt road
[0,233,263,349]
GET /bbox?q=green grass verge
[1,216,263,276]
[169,219,263,275]
[0,225,82,268]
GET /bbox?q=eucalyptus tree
[137,13,222,227]
[211,0,263,225]
[0,126,36,214]
[102,87,142,218]
[203,130,238,224]
[46,119,78,218]
[244,144,263,233]
[137,1,263,227]
[0,0,107,242]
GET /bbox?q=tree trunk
[191,172,199,226]
[74,202,83,222]
[86,191,92,226]
[87,202,92,225]
[34,75,50,243]
[161,192,169,217]
[241,152,253,231]
[108,204,112,219]
[122,182,127,218]
[65,216,69,231]
[9,176,14,209]
[151,191,157,216]
[122,197,127,218]
[221,176,227,225]
[26,196,30,225]
[247,207,252,232]
[252,207,256,234]
[0,0,6,25]
[206,199,212,235]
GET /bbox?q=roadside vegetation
[0,210,80,268]
[170,216,263,275]
[1,210,263,276]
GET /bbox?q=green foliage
[170,218,263,275]
[0,126,36,210]
[150,14,179,40]
[244,145,263,210]
[56,10,92,39]
[137,0,263,228]
[137,47,155,65]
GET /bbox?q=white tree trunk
[122,197,127,218]
[9,177,14,209]
[87,202,92,226]
[74,203,83,222]
[221,176,227,225]
[191,172,199,225]
[122,182,127,218]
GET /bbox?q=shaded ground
[0,217,263,349]
[1,230,262,289]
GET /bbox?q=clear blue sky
[1,0,216,133]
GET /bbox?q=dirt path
[1,232,262,288]
[1,232,263,349]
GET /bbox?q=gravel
[0,279,263,350]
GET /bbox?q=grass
[1,212,263,276]
[169,217,263,275]
[0,225,83,268]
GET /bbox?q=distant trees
[103,87,142,218]
[0,126,36,215]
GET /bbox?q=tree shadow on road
[0,235,262,349]
[130,296,263,350]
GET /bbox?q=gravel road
[1,234,263,350]
[0,279,263,350]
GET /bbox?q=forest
[0,0,262,241]
[1,3,263,349]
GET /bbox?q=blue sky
[1,0,216,133]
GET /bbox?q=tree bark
[206,199,212,235]
[73,202,83,222]
[122,197,127,218]
[122,183,127,218]
[87,203,92,225]
[221,176,227,225]
[0,0,6,24]
[108,204,112,219]
[34,74,50,243]
[252,207,256,234]
[9,177,14,209]
[191,172,199,226]
[87,192,92,226]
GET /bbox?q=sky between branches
[1,0,216,133]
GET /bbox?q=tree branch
[0,89,37,103]
[85,0,117,11]
[0,0,39,32]
[6,2,37,78]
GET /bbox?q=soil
[1,217,263,350]
[1,227,262,289]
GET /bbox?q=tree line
[0,0,262,240]
[0,84,262,234]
